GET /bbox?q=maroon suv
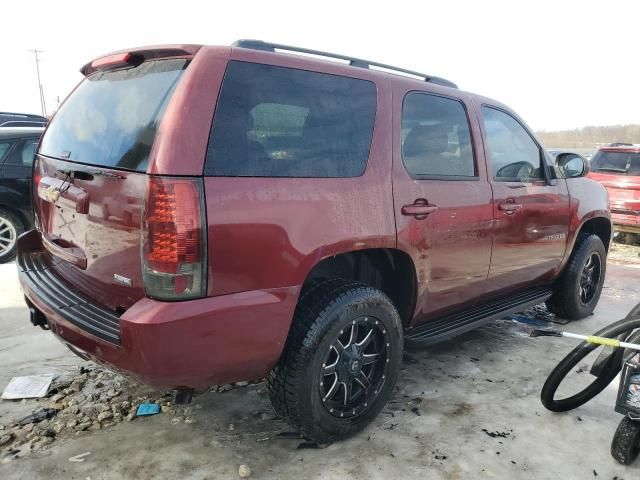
[18,41,611,443]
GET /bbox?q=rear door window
[401,92,476,178]
[39,59,187,172]
[205,61,377,177]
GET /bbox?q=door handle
[498,198,522,215]
[401,199,438,220]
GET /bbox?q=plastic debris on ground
[136,403,161,416]
[1,374,55,400]
[18,407,57,425]
[68,452,92,463]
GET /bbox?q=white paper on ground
[1,374,55,400]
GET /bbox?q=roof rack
[232,40,458,89]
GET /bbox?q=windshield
[590,150,640,176]
[40,58,187,172]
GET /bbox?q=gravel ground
[609,235,640,265]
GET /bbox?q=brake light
[92,52,132,70]
[142,177,207,300]
[80,52,143,76]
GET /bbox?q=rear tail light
[141,177,207,300]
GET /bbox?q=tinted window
[482,107,543,181]
[40,59,187,172]
[401,93,475,177]
[6,138,39,166]
[205,61,377,177]
[591,151,640,176]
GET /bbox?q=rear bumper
[17,230,300,391]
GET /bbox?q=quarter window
[401,92,475,178]
[205,61,377,178]
[482,107,543,182]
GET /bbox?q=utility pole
[28,49,47,117]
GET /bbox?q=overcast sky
[1,0,638,131]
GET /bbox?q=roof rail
[0,112,47,120]
[232,39,458,89]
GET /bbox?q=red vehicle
[588,144,640,239]
[18,40,611,443]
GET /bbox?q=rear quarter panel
[203,52,396,296]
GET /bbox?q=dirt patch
[609,238,640,265]
[450,403,473,417]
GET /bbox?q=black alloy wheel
[579,251,602,305]
[320,316,389,419]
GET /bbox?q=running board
[405,286,553,346]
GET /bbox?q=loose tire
[546,234,606,320]
[0,208,24,264]
[611,416,640,465]
[268,279,403,443]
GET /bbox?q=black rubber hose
[541,302,640,412]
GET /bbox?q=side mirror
[556,153,589,178]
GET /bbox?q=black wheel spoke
[362,352,382,366]
[323,361,337,375]
[354,370,370,389]
[356,328,374,349]
[342,380,353,406]
[332,341,345,355]
[323,375,339,402]
[346,323,357,348]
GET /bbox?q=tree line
[535,124,640,148]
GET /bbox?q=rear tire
[0,208,24,264]
[611,416,640,465]
[546,234,606,320]
[268,279,403,443]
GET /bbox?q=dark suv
[0,127,43,262]
[18,41,611,443]
[0,112,47,128]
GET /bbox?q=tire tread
[267,278,401,442]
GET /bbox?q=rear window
[205,61,377,177]
[39,59,187,172]
[591,150,640,176]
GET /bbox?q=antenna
[28,49,47,117]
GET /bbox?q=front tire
[268,279,403,443]
[0,208,24,264]
[546,234,606,320]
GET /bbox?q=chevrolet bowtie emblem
[45,186,60,203]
